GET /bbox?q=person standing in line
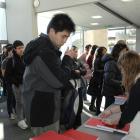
[87,47,107,115]
[102,43,128,109]
[22,14,75,136]
[4,40,28,129]
[1,45,16,119]
[78,44,92,101]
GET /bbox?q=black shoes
[89,105,96,112]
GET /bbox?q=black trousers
[6,83,16,116]
[105,96,115,109]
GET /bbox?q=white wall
[36,0,97,13]
[6,0,38,45]
[136,29,140,53]
[84,29,108,47]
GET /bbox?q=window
[108,27,136,52]
[0,8,7,41]
[126,28,136,50]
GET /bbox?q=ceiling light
[122,0,133,1]
[90,23,99,26]
[91,15,102,19]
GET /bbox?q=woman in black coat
[102,43,128,109]
[87,47,107,115]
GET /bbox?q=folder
[85,118,129,134]
[63,129,99,140]
[30,131,74,140]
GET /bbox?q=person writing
[100,51,140,140]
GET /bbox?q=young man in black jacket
[22,14,75,136]
[5,40,28,129]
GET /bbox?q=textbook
[30,129,99,140]
[30,131,74,140]
[63,129,99,140]
[84,118,129,134]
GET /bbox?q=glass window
[108,28,125,52]
[126,28,136,50]
[108,27,136,52]
[0,8,7,40]
[0,0,5,2]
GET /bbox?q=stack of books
[30,129,99,140]
[85,118,129,134]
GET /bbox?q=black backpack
[60,83,79,130]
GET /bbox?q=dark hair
[90,45,98,56]
[3,44,12,50]
[47,14,75,33]
[111,43,128,60]
[85,44,92,50]
[95,47,107,59]
[13,40,24,49]
[5,45,13,56]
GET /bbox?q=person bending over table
[100,51,140,140]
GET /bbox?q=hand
[102,118,119,125]
[99,110,112,118]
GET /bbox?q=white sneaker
[9,113,16,120]
[18,120,28,130]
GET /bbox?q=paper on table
[85,117,129,134]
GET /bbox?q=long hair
[118,51,140,92]
[111,43,128,60]
[92,47,107,64]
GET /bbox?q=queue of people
[0,13,140,140]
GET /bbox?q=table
[78,121,125,140]
[78,98,127,140]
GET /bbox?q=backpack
[60,82,79,130]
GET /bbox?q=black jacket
[4,51,25,87]
[22,33,73,127]
[101,54,123,96]
[118,78,140,129]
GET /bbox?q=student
[1,45,16,119]
[22,14,75,135]
[5,40,28,129]
[61,46,86,130]
[100,51,140,140]
[102,43,128,109]
[87,47,107,115]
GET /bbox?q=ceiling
[37,0,140,30]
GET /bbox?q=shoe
[9,113,16,120]
[89,105,96,112]
[18,120,28,130]
[96,110,101,116]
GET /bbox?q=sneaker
[9,113,16,120]
[18,120,28,130]
[96,110,101,116]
